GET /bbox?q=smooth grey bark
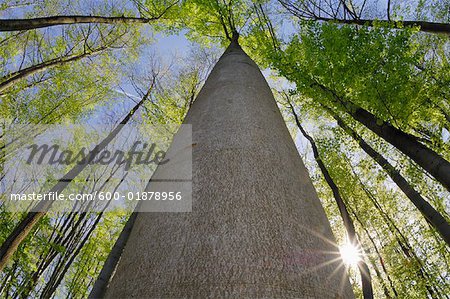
[103,39,354,298]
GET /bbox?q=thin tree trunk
[0,47,107,94]
[40,176,124,299]
[19,173,117,297]
[40,213,103,299]
[0,86,151,271]
[347,169,443,298]
[396,237,440,298]
[88,208,140,298]
[314,82,450,191]
[360,235,393,298]
[102,35,354,298]
[288,102,373,299]
[0,260,17,296]
[325,107,450,245]
[277,0,450,35]
[20,193,86,296]
[0,15,159,31]
[351,163,441,295]
[350,209,398,298]
[315,17,450,35]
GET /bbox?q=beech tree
[101,0,353,296]
[0,0,449,298]
[0,79,154,271]
[0,1,177,31]
[278,0,450,35]
[272,22,450,190]
[286,95,374,299]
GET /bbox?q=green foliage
[278,93,450,298]
[271,21,450,159]
[1,1,450,298]
[62,210,129,299]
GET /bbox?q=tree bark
[88,209,140,299]
[346,158,445,297]
[0,15,159,32]
[315,82,450,191]
[288,102,373,299]
[325,107,450,245]
[40,176,123,299]
[351,211,398,298]
[277,0,450,35]
[315,17,450,35]
[102,38,354,298]
[0,47,107,94]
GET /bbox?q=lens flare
[339,243,361,266]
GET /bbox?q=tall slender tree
[273,23,450,191]
[0,81,154,271]
[287,98,373,299]
[0,45,107,94]
[278,0,450,35]
[88,208,140,299]
[314,80,450,192]
[321,104,450,245]
[0,1,177,31]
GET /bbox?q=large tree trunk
[315,82,450,191]
[102,37,354,298]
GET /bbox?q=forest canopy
[0,0,449,298]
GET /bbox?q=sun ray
[339,242,362,266]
